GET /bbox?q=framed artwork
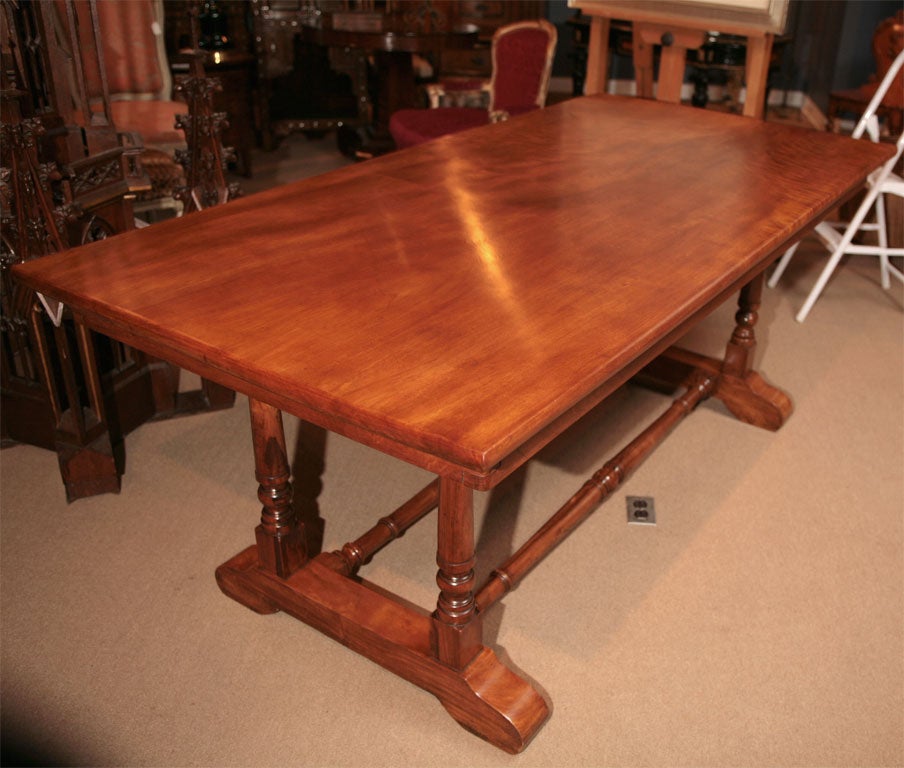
[569,0,790,35]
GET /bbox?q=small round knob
[661,31,674,46]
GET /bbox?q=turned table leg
[249,398,306,578]
[215,461,549,752]
[432,476,549,751]
[723,273,763,378]
[215,399,306,614]
[435,477,483,669]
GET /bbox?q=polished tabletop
[13,96,892,481]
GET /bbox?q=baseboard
[552,77,820,121]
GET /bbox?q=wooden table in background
[300,16,478,153]
[13,96,892,753]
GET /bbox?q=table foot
[637,347,791,431]
[714,368,792,431]
[438,646,550,754]
[215,545,282,614]
[215,546,548,753]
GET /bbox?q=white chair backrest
[852,48,904,142]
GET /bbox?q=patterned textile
[135,148,185,201]
[110,100,184,145]
[96,0,164,97]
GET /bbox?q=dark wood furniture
[1,0,235,501]
[439,0,546,79]
[12,96,892,751]
[1,0,148,500]
[246,1,545,151]
[829,88,903,137]
[165,1,257,173]
[170,50,256,176]
[299,14,478,155]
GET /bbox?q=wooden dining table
[11,95,893,753]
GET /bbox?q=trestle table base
[215,277,792,753]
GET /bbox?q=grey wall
[832,0,900,88]
[784,0,900,109]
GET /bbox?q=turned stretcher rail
[334,479,440,575]
[475,372,716,613]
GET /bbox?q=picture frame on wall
[569,0,790,36]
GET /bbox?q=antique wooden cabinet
[184,1,548,150]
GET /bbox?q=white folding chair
[768,49,904,322]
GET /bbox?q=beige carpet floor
[1,133,902,768]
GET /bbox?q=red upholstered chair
[95,0,187,213]
[389,19,557,150]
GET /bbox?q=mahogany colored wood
[827,10,903,136]
[214,545,550,752]
[11,96,894,752]
[249,399,306,578]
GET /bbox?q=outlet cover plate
[627,496,656,525]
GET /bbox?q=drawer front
[441,46,492,77]
[457,2,508,22]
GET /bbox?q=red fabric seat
[389,105,540,148]
[389,107,486,147]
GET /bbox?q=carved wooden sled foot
[438,647,549,754]
[216,545,549,753]
[638,346,792,431]
[636,276,792,432]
